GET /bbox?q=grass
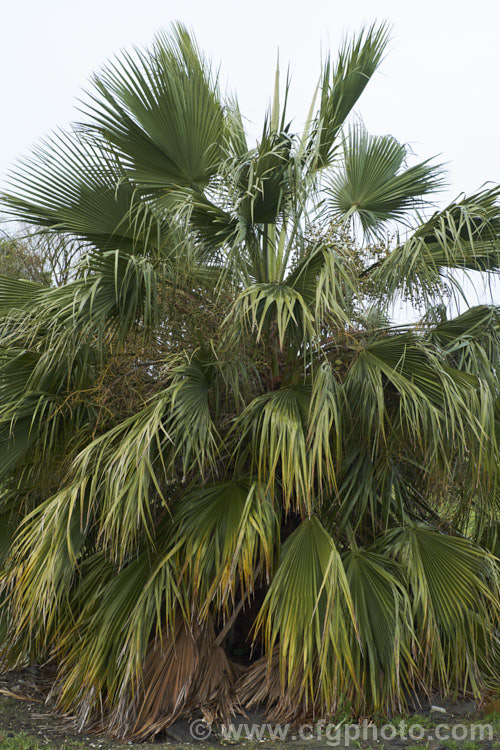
[0,733,86,750]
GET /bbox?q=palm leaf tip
[312,21,390,168]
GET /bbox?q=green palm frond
[236,385,312,511]
[233,283,315,350]
[286,241,356,321]
[0,394,80,482]
[167,188,239,252]
[47,394,172,560]
[327,126,445,235]
[373,187,500,300]
[1,132,167,253]
[0,506,17,569]
[1,249,159,361]
[429,304,500,347]
[0,340,97,484]
[174,479,279,613]
[83,24,224,189]
[383,524,500,695]
[307,363,343,490]
[347,331,491,458]
[329,447,407,535]
[311,23,390,169]
[30,360,219,561]
[53,537,183,728]
[255,517,356,714]
[0,274,44,315]
[428,305,500,388]
[0,490,88,663]
[225,99,249,159]
[343,546,414,712]
[165,359,219,478]
[232,243,355,352]
[236,127,294,227]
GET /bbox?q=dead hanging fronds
[190,639,246,726]
[235,645,324,725]
[129,621,200,738]
[129,618,244,740]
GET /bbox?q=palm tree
[0,23,499,738]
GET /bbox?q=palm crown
[0,23,499,738]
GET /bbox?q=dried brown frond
[235,646,321,725]
[129,618,244,740]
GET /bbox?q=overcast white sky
[1,0,500,312]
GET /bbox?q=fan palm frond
[254,517,356,718]
[1,132,167,253]
[383,524,500,695]
[327,126,445,235]
[343,546,414,713]
[174,479,279,614]
[372,187,500,301]
[82,23,225,190]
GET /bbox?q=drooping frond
[254,517,356,717]
[235,385,312,511]
[372,187,500,301]
[383,524,500,695]
[343,546,414,713]
[174,479,279,613]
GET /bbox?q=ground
[0,669,498,750]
